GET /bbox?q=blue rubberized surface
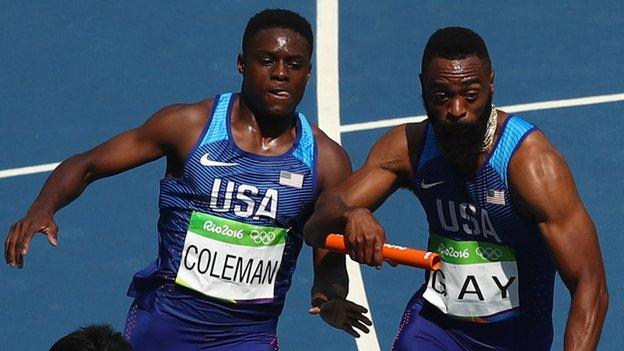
[1,1,622,350]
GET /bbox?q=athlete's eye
[288,61,302,69]
[434,93,449,103]
[259,57,274,66]
[465,92,478,102]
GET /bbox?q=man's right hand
[5,209,58,268]
[343,207,386,267]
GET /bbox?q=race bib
[423,233,519,319]
[175,211,287,303]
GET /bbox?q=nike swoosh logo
[421,180,445,189]
[199,154,238,167]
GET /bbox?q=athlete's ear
[237,53,245,75]
[490,69,495,95]
[307,64,312,84]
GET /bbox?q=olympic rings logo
[475,247,503,261]
[250,230,276,245]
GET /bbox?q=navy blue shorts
[392,299,467,351]
[123,301,279,351]
[392,294,520,351]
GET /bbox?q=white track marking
[1,92,623,179]
[340,92,624,133]
[0,4,619,350]
[316,1,381,350]
[316,0,342,141]
[0,162,61,179]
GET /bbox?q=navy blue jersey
[410,115,556,349]
[128,93,318,328]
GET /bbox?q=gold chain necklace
[480,105,498,152]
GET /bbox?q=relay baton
[324,234,441,271]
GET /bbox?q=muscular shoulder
[509,131,566,185]
[366,121,427,187]
[144,99,213,134]
[312,126,352,191]
[312,126,349,164]
[140,99,214,149]
[509,130,576,220]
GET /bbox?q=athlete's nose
[447,97,467,121]
[271,60,289,81]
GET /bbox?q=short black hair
[242,9,313,57]
[49,324,131,351]
[422,27,491,71]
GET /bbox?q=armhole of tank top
[491,115,539,187]
[296,113,318,197]
[312,132,319,196]
[179,94,222,170]
[505,125,539,186]
[412,121,432,182]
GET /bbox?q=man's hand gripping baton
[324,234,441,270]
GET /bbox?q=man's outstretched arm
[4,103,206,268]
[510,132,608,351]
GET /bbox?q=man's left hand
[309,297,372,338]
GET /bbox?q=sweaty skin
[305,55,608,350]
[5,27,371,338]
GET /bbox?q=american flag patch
[279,171,304,189]
[486,189,506,205]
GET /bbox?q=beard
[423,94,493,165]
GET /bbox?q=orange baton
[324,234,441,271]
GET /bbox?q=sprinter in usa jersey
[305,27,607,350]
[5,9,371,350]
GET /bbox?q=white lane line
[2,92,623,179]
[0,162,61,180]
[340,92,624,133]
[316,1,381,350]
[316,0,342,141]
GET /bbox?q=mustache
[422,94,493,163]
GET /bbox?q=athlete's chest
[182,141,316,224]
[413,158,514,245]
